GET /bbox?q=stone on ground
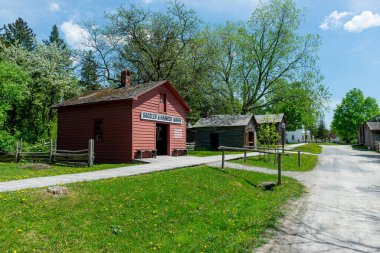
[47,186,68,195]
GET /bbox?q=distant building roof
[192,114,254,128]
[254,114,285,124]
[367,114,380,122]
[366,122,380,131]
[52,80,190,111]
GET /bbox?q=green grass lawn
[0,162,133,182]
[232,153,318,172]
[188,150,243,157]
[291,143,323,154]
[0,166,304,252]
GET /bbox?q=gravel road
[257,145,380,253]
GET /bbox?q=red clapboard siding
[57,100,133,163]
[56,81,188,162]
[132,83,187,158]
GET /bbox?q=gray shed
[359,115,380,150]
[191,114,258,149]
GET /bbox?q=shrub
[0,131,17,152]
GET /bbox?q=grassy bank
[0,166,303,252]
[0,162,133,182]
[291,143,323,154]
[232,153,318,172]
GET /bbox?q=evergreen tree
[43,25,67,50]
[79,50,101,91]
[316,118,329,139]
[1,17,36,50]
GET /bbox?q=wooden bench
[173,148,187,157]
[136,149,157,159]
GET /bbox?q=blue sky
[1,0,380,127]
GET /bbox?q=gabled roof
[254,114,285,124]
[366,122,380,131]
[192,114,254,128]
[367,114,380,122]
[52,80,191,111]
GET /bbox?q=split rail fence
[218,146,302,185]
[0,139,95,167]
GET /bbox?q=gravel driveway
[258,145,380,253]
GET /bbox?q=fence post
[277,153,282,185]
[49,138,53,163]
[88,139,94,167]
[298,150,301,168]
[274,148,277,164]
[19,139,23,162]
[244,151,247,162]
[221,148,225,169]
[15,142,19,162]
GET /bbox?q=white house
[286,129,312,143]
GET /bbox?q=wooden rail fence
[0,139,95,167]
[218,146,294,185]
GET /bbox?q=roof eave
[51,98,133,109]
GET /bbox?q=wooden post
[49,138,53,163]
[277,153,282,185]
[274,148,277,164]
[19,139,23,162]
[298,150,301,167]
[244,151,247,162]
[15,142,19,162]
[88,139,94,167]
[221,148,225,169]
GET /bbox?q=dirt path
[257,145,380,253]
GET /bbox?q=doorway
[156,124,168,155]
[210,133,219,150]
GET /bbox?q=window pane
[94,120,103,141]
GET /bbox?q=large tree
[0,44,79,141]
[332,88,379,142]
[237,0,323,114]
[83,1,218,122]
[1,17,36,50]
[0,61,29,129]
[204,0,327,123]
[0,61,29,151]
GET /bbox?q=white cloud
[320,11,351,30]
[142,0,153,4]
[320,10,380,32]
[343,11,380,32]
[60,21,90,50]
[49,2,60,12]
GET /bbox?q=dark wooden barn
[359,115,380,150]
[52,69,191,163]
[190,113,286,149]
[190,115,258,149]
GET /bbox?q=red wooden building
[52,69,191,163]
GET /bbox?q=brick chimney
[121,69,131,87]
